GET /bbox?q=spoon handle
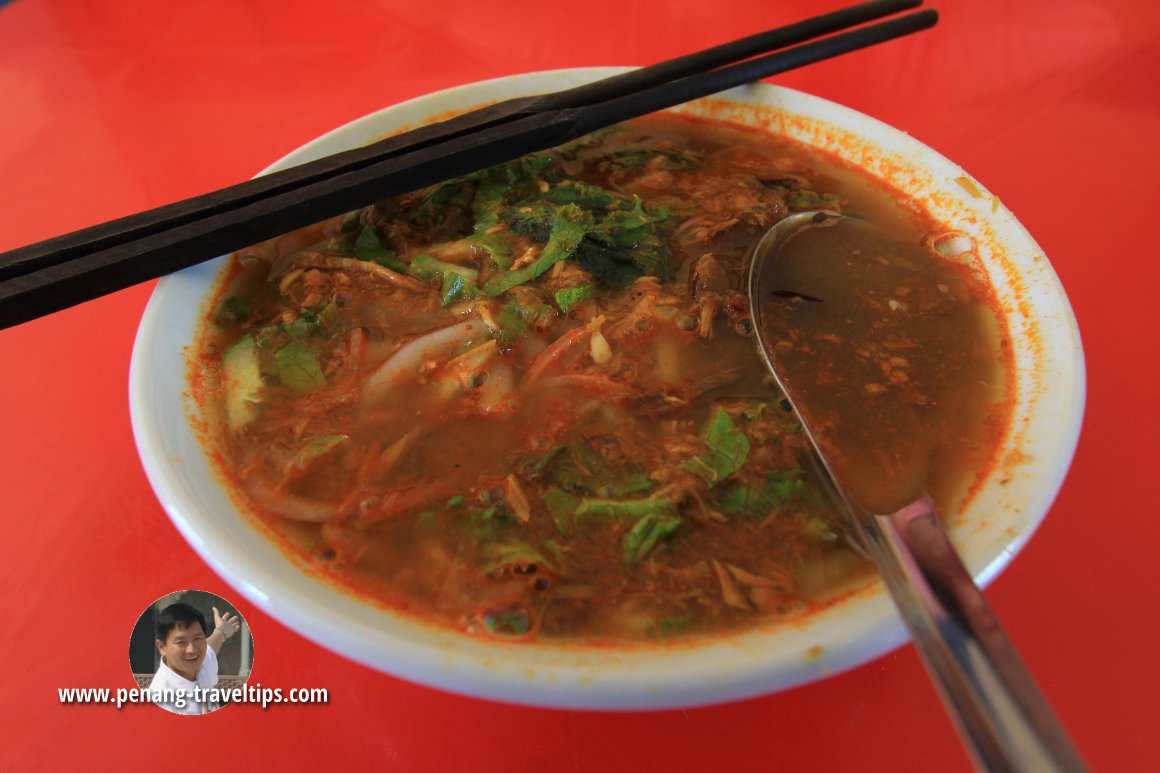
[865,495,1086,772]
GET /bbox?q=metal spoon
[747,211,1085,773]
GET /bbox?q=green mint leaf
[622,512,683,567]
[646,613,691,639]
[483,204,591,295]
[575,497,677,521]
[554,285,592,312]
[481,606,532,637]
[718,471,809,518]
[681,407,750,486]
[352,226,406,272]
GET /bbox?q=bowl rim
[129,67,1086,710]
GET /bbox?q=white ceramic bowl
[129,68,1085,709]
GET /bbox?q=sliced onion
[477,362,517,416]
[363,319,484,403]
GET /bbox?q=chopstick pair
[0,0,937,330]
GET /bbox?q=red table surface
[1,0,1157,769]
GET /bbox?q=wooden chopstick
[0,0,920,285]
[0,0,921,286]
[0,4,936,329]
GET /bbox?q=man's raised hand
[213,606,241,640]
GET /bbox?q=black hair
[155,602,207,644]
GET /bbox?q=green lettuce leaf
[275,339,326,390]
[468,180,513,267]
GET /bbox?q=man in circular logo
[149,603,240,715]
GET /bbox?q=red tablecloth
[2,1,1156,769]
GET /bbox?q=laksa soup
[191,114,1012,645]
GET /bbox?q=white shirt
[150,645,219,715]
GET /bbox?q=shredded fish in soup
[194,114,1010,643]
